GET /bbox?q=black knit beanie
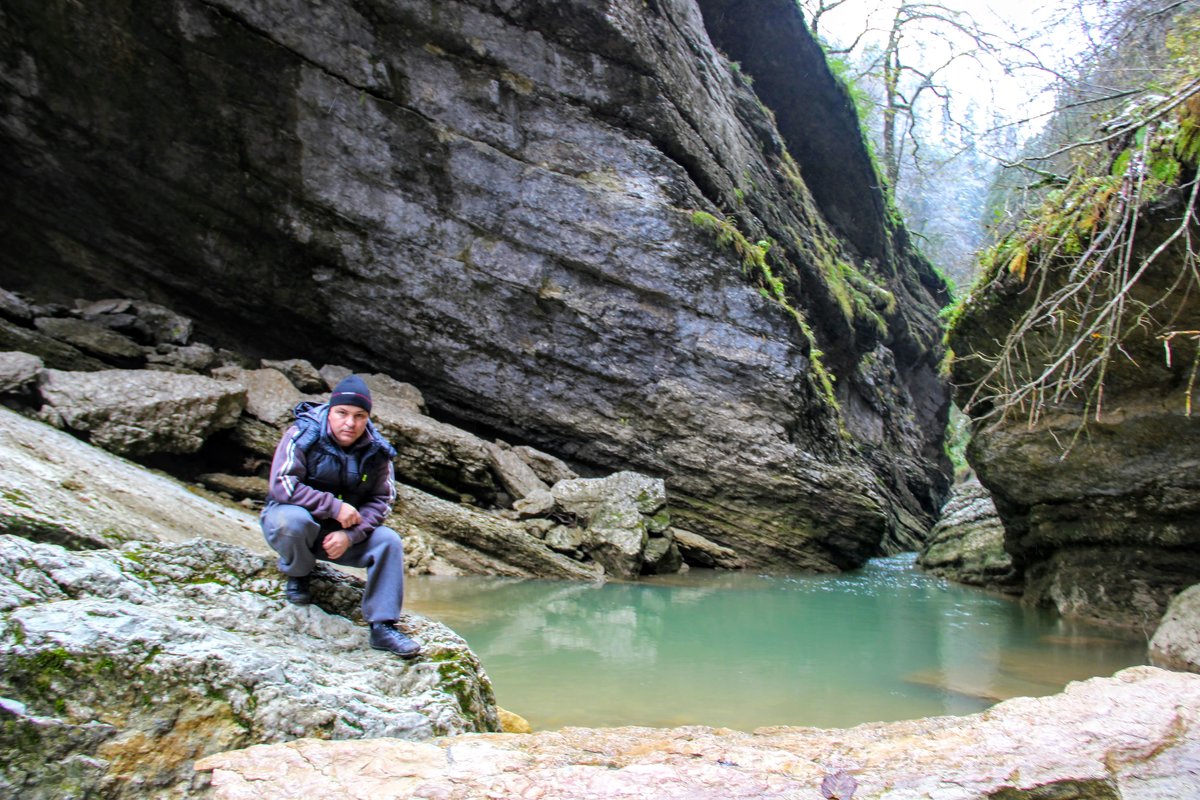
[329,374,372,412]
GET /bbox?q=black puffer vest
[291,402,397,507]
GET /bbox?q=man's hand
[323,530,351,560]
[336,501,362,529]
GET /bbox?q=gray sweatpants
[261,503,405,623]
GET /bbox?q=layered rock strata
[0,404,264,553]
[950,187,1200,628]
[0,0,950,569]
[917,475,1018,593]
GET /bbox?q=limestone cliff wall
[0,0,950,568]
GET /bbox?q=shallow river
[404,554,1146,731]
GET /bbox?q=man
[261,374,420,658]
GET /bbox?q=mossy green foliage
[943,405,972,481]
[1165,13,1200,166]
[690,210,842,416]
[690,211,770,274]
[827,55,873,128]
[825,54,900,217]
[986,779,1121,800]
[975,172,1122,292]
[827,259,895,338]
[3,645,127,719]
[0,709,109,799]
[428,650,501,732]
[770,153,899,336]
[726,58,753,88]
[1,635,234,725]
[8,647,75,714]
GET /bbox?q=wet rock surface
[0,0,950,569]
[195,666,1200,799]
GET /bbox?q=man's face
[328,404,370,447]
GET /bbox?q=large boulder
[485,439,550,502]
[360,373,427,415]
[0,287,33,323]
[196,666,1200,799]
[212,365,313,428]
[260,358,327,394]
[917,476,1018,592]
[373,407,500,506]
[671,527,742,570]
[0,535,498,799]
[38,368,246,456]
[1149,583,1200,674]
[552,471,668,579]
[222,414,288,460]
[0,0,950,571]
[0,316,108,372]
[127,299,192,346]
[76,298,193,347]
[513,445,578,486]
[145,342,220,374]
[640,530,683,575]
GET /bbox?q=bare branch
[1008,77,1200,167]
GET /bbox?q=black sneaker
[369,622,421,659]
[284,575,312,605]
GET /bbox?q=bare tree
[798,1,1017,193]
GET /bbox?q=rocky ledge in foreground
[197,666,1199,799]
[0,535,498,799]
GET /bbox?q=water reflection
[404,555,1146,731]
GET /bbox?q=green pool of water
[404,554,1147,731]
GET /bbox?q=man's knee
[372,525,402,548]
[263,504,320,543]
[366,526,404,559]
